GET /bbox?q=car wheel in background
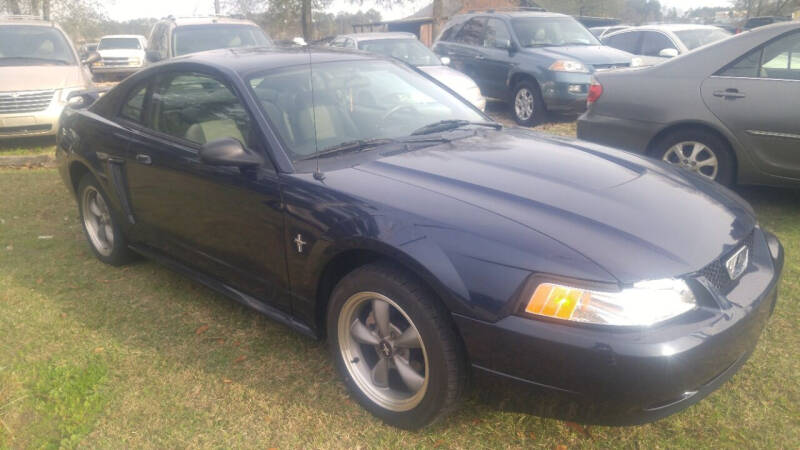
[512,80,546,126]
[653,129,734,186]
[327,262,466,429]
[78,174,133,265]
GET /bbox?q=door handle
[475,54,485,60]
[713,89,746,99]
[135,154,152,165]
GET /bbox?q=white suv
[90,35,147,81]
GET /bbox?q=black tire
[77,174,133,266]
[511,79,546,127]
[327,262,466,429]
[652,129,735,186]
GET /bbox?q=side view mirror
[496,39,512,50]
[82,52,100,65]
[199,138,262,169]
[145,50,162,62]
[440,56,451,65]
[659,48,679,58]
[292,37,307,46]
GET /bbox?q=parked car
[602,24,732,66]
[589,25,629,38]
[742,16,791,31]
[57,47,783,429]
[79,42,98,59]
[578,22,800,187]
[0,16,93,139]
[329,32,486,110]
[145,16,272,62]
[433,10,634,125]
[90,34,147,81]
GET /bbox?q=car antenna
[306,42,325,181]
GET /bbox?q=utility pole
[214,0,220,14]
[432,0,443,41]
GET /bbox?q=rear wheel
[653,129,734,185]
[327,263,465,429]
[77,174,132,265]
[512,80,546,127]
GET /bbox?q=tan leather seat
[184,119,245,145]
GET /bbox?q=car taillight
[587,79,603,106]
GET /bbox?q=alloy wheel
[337,291,429,412]
[662,141,719,180]
[515,87,534,122]
[82,186,114,257]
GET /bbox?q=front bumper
[91,65,143,75]
[0,101,66,139]
[455,228,783,425]
[541,72,591,114]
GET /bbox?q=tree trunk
[432,0,443,41]
[214,0,220,14]
[301,0,312,41]
[30,0,40,16]
[8,0,22,14]
[42,0,49,20]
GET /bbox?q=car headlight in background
[549,60,589,73]
[523,278,696,326]
[130,57,142,66]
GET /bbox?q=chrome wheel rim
[662,141,719,180]
[515,87,534,121]
[337,292,429,412]
[82,186,114,257]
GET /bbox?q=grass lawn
[1,165,798,446]
[0,137,55,157]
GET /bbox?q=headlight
[522,278,696,326]
[130,57,142,66]
[58,87,84,104]
[549,60,589,73]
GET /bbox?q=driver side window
[150,73,253,147]
[484,19,511,49]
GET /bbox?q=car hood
[354,129,755,284]
[419,65,479,92]
[523,45,633,66]
[97,49,145,58]
[0,65,86,92]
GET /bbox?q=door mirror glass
[659,48,679,58]
[199,138,261,168]
[440,56,451,65]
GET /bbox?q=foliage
[734,0,800,17]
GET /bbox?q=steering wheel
[382,104,418,122]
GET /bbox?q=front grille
[698,231,755,293]
[101,57,132,67]
[0,90,55,114]
[594,63,631,71]
[0,123,52,135]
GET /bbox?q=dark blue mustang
[56,47,783,429]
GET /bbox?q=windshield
[512,17,600,47]
[98,37,142,50]
[173,25,273,56]
[0,25,75,66]
[674,28,731,50]
[358,38,441,67]
[248,60,484,161]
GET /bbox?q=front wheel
[327,263,466,429]
[77,174,133,265]
[512,80,546,127]
[653,129,734,185]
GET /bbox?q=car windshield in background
[98,38,141,50]
[675,28,731,50]
[512,17,600,47]
[248,60,485,160]
[172,25,272,56]
[358,39,441,67]
[0,25,75,65]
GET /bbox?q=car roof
[338,32,417,42]
[0,16,58,27]
[618,23,725,33]
[167,16,260,27]
[456,10,568,20]
[99,34,145,39]
[162,46,383,75]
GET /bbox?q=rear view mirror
[659,48,679,58]
[199,138,262,169]
[440,56,451,65]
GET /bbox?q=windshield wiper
[410,120,502,136]
[298,138,396,161]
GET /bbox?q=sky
[104,0,733,22]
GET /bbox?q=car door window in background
[151,73,252,146]
[484,19,511,49]
[119,84,148,123]
[603,31,641,54]
[454,18,486,46]
[641,32,677,57]
[719,32,800,80]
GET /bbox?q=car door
[117,70,290,308]
[445,17,488,92]
[478,18,514,99]
[701,31,800,180]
